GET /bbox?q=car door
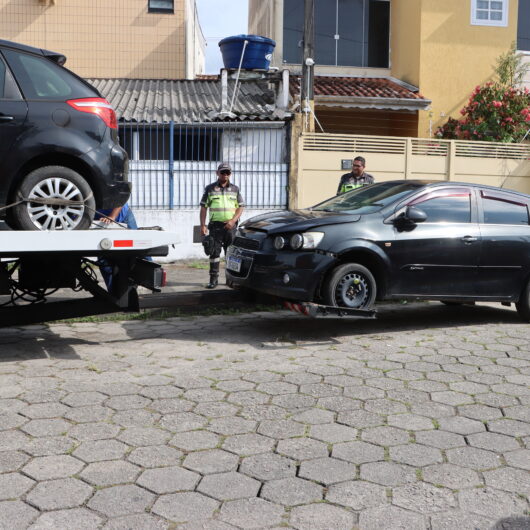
[477,189,530,298]
[387,186,481,297]
[0,52,28,176]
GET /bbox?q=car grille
[233,236,260,251]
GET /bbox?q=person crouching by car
[199,162,245,289]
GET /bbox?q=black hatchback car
[226,180,530,322]
[0,39,130,230]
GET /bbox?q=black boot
[206,275,218,289]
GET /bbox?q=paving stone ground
[0,302,529,529]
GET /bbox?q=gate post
[169,121,174,209]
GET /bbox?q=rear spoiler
[42,49,66,66]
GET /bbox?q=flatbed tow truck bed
[0,229,179,327]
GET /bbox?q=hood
[241,209,360,234]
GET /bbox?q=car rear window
[2,48,96,100]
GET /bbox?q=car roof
[0,39,66,65]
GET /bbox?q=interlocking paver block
[80,460,140,486]
[292,408,335,424]
[101,513,170,529]
[365,399,409,415]
[183,449,238,474]
[390,444,443,467]
[484,467,530,496]
[128,445,182,468]
[458,487,529,519]
[197,471,260,501]
[488,419,530,437]
[152,492,219,523]
[24,402,69,419]
[0,413,27,430]
[359,505,425,530]
[261,477,323,506]
[170,430,220,451]
[392,482,457,514]
[139,385,183,399]
[337,409,384,428]
[183,388,226,402]
[21,418,71,437]
[458,404,503,421]
[446,446,502,470]
[429,510,494,530]
[310,422,357,443]
[299,457,356,485]
[0,501,38,530]
[137,466,200,494]
[219,497,284,529]
[88,484,155,517]
[257,419,305,439]
[149,398,194,414]
[222,433,275,456]
[362,426,410,446]
[387,413,434,431]
[159,412,207,432]
[26,478,93,510]
[416,430,465,449]
[271,394,316,410]
[227,391,269,406]
[194,401,239,417]
[65,405,112,423]
[332,440,384,464]
[277,437,328,461]
[256,382,298,395]
[316,396,361,411]
[112,409,160,427]
[208,417,257,436]
[0,473,34,500]
[73,439,128,463]
[240,453,296,480]
[326,480,387,510]
[467,432,520,452]
[29,508,103,530]
[117,427,171,447]
[69,423,120,441]
[290,503,356,530]
[0,450,29,473]
[360,461,416,486]
[504,449,530,470]
[437,416,485,435]
[22,454,84,480]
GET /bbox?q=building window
[471,0,508,27]
[518,0,530,51]
[283,0,389,68]
[148,0,174,13]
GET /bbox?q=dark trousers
[208,221,235,278]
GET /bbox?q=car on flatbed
[226,180,530,322]
[0,39,130,231]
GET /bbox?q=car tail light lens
[66,98,118,129]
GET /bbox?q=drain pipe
[228,39,248,115]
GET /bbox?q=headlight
[302,231,324,249]
[290,233,304,250]
[274,236,286,250]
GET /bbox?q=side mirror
[404,206,427,223]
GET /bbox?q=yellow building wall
[0,0,187,79]
[392,0,518,138]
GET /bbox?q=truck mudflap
[283,301,377,318]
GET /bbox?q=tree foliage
[436,44,530,142]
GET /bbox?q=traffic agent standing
[200,162,244,289]
[337,156,375,195]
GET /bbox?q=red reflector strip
[161,269,167,287]
[114,240,134,248]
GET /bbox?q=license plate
[227,256,242,272]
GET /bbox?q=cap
[218,162,232,171]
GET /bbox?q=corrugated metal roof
[88,78,284,123]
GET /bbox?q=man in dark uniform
[337,156,375,195]
[200,162,245,289]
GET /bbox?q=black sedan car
[226,180,530,322]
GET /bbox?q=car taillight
[66,98,117,129]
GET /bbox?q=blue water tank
[219,34,276,70]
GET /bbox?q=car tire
[13,166,95,231]
[515,279,530,322]
[323,263,377,309]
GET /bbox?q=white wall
[135,208,279,262]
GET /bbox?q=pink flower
[492,101,502,108]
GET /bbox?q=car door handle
[0,116,14,121]
[461,235,478,243]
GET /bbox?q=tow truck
[0,228,179,327]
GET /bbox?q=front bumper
[226,245,335,301]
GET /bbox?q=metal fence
[118,122,289,210]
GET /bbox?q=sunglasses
[220,170,231,175]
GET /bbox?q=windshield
[312,182,427,214]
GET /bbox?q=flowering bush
[436,46,530,143]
